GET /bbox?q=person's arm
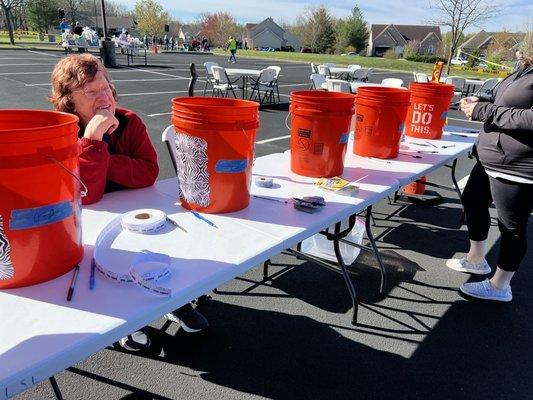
[106,113,159,188]
[78,138,110,205]
[472,102,533,131]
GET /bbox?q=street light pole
[100,0,108,39]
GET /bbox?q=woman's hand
[83,109,119,141]
[460,96,480,119]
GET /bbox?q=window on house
[427,45,434,54]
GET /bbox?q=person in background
[59,18,70,34]
[446,51,533,302]
[49,54,209,350]
[227,36,237,63]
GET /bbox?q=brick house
[367,24,442,57]
[457,30,525,59]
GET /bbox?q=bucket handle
[47,155,88,198]
[285,112,292,131]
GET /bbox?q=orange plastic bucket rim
[291,90,355,104]
[172,96,259,113]
[408,82,455,95]
[0,109,79,143]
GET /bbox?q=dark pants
[229,50,236,62]
[462,162,533,271]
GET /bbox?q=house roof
[371,24,442,43]
[461,30,526,49]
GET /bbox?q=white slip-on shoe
[460,279,512,302]
[446,257,491,275]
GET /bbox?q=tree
[336,4,368,53]
[25,0,59,32]
[198,12,239,47]
[134,0,169,36]
[0,0,23,45]
[59,0,87,24]
[294,6,336,53]
[430,0,500,74]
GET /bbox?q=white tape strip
[94,212,173,296]
[255,176,274,188]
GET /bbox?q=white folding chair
[362,68,373,82]
[351,68,367,81]
[203,61,219,95]
[267,65,282,101]
[311,63,319,73]
[381,78,404,87]
[317,64,332,78]
[161,125,178,175]
[414,72,430,83]
[211,66,237,98]
[249,68,278,105]
[310,73,327,90]
[324,63,336,68]
[474,78,501,100]
[326,79,351,93]
[445,76,467,105]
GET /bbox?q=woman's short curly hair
[49,54,116,113]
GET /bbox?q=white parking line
[0,63,57,66]
[120,89,203,97]
[147,112,172,117]
[446,117,483,124]
[27,50,62,58]
[256,135,290,144]
[25,77,189,86]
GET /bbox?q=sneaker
[118,330,150,352]
[460,279,512,302]
[446,257,491,275]
[165,303,209,333]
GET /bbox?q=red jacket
[78,108,159,205]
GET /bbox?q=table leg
[364,206,387,296]
[49,377,64,400]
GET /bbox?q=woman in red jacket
[50,54,158,204]
[49,54,208,350]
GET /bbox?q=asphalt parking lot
[1,49,532,400]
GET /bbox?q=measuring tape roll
[255,176,274,188]
[121,209,167,233]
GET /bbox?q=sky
[122,0,532,32]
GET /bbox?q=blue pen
[191,211,218,229]
[89,258,96,290]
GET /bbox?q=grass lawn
[213,49,505,80]
[0,31,60,44]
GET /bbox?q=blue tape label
[398,123,405,134]
[9,201,73,230]
[339,133,349,144]
[441,111,448,120]
[215,159,248,173]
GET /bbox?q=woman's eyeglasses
[74,85,113,98]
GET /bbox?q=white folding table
[225,68,262,99]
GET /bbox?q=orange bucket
[353,87,411,159]
[0,110,83,289]
[403,176,426,195]
[405,82,455,139]
[171,97,259,214]
[290,91,355,177]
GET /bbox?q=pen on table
[67,264,80,301]
[89,259,96,290]
[407,142,432,147]
[191,211,218,229]
[416,150,439,154]
[166,216,188,233]
[425,141,438,148]
[441,144,456,149]
[399,152,423,158]
[253,195,289,204]
[449,132,468,138]
[293,197,325,207]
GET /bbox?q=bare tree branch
[428,0,502,74]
